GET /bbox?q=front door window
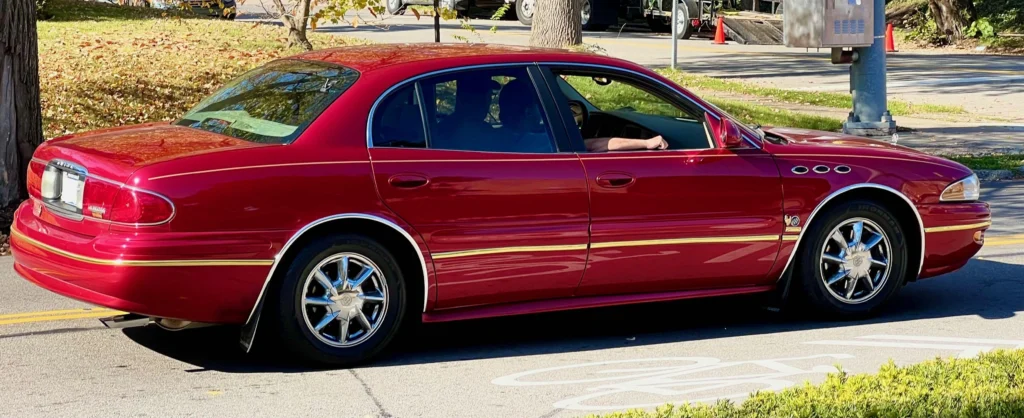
[553,72,714,152]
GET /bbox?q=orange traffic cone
[885,23,897,53]
[712,17,727,45]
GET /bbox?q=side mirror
[720,118,744,149]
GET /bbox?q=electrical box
[784,0,874,48]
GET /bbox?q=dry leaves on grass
[38,13,368,138]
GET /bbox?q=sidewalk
[704,91,1024,156]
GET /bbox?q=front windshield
[176,59,358,144]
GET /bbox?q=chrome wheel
[581,0,591,25]
[520,0,535,19]
[819,218,892,305]
[301,253,389,348]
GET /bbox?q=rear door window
[419,67,557,154]
[371,84,427,148]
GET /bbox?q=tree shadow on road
[122,256,1024,372]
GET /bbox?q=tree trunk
[529,0,583,48]
[927,0,976,44]
[272,0,314,51]
[0,0,43,207]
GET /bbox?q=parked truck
[512,0,713,39]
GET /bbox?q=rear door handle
[596,172,635,188]
[388,174,429,189]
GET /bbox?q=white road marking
[804,334,1024,358]
[804,340,993,357]
[493,354,852,411]
[859,334,1024,346]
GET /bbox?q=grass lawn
[657,70,967,117]
[38,0,367,138]
[568,74,845,132]
[596,349,1024,418]
[948,154,1024,171]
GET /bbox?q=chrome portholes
[301,253,389,348]
[793,164,851,175]
[819,218,892,304]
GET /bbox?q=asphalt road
[236,4,1024,123]
[2,183,1024,417]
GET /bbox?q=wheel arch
[240,213,429,351]
[780,183,925,282]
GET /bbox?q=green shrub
[966,18,998,40]
[594,349,1024,418]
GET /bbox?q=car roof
[291,43,635,73]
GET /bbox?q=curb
[975,168,1024,183]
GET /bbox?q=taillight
[26,160,45,199]
[108,188,174,224]
[81,178,121,220]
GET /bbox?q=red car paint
[11,44,989,333]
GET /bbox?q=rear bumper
[918,201,991,279]
[10,202,275,324]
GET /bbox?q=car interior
[372,68,715,153]
[553,73,714,151]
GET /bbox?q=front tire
[386,0,405,15]
[796,200,907,318]
[271,235,407,366]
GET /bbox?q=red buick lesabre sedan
[12,44,990,365]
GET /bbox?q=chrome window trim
[31,157,177,227]
[367,62,544,151]
[777,183,925,281]
[242,213,430,351]
[366,61,764,152]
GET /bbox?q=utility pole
[843,0,896,136]
[671,0,678,70]
[784,0,895,137]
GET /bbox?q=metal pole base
[843,117,897,137]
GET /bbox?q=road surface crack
[349,369,392,418]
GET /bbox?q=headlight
[940,174,980,202]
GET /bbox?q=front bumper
[918,201,991,279]
[10,201,275,324]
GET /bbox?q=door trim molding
[431,234,783,260]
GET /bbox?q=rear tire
[796,200,907,318]
[270,234,406,366]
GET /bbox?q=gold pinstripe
[10,226,274,267]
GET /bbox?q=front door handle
[389,174,429,189]
[596,172,635,188]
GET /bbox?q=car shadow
[122,256,1024,373]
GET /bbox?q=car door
[368,65,590,309]
[538,65,785,296]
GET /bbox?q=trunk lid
[31,122,267,236]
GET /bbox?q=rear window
[175,59,358,144]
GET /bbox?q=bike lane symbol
[492,354,854,411]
